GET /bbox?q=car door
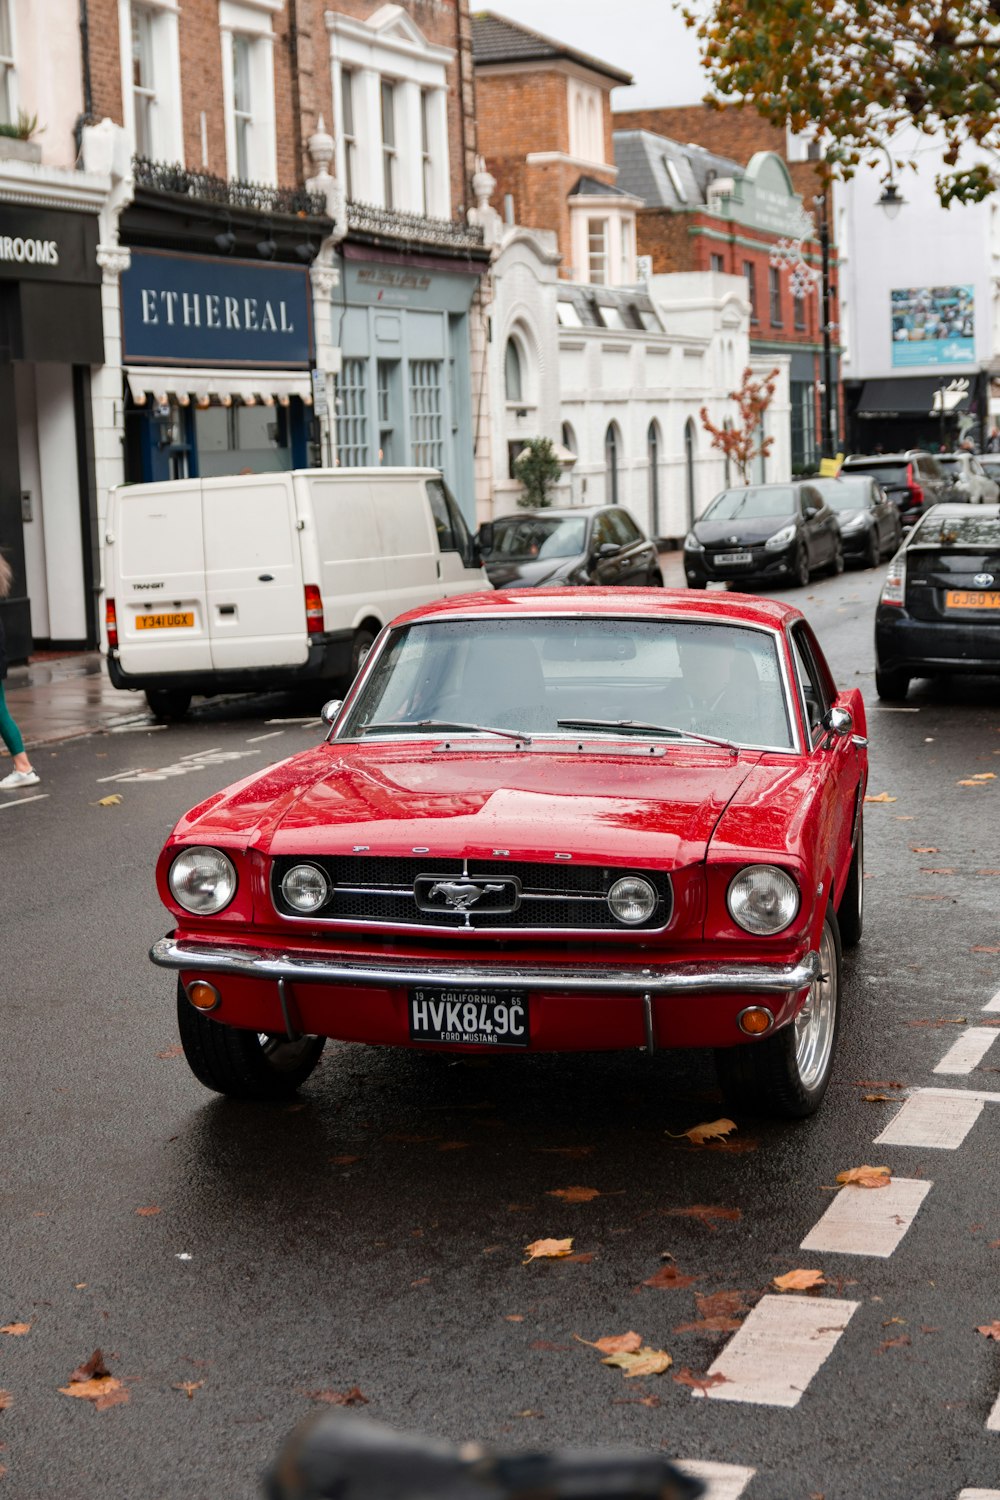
[789,621,863,881]
[800,485,830,563]
[872,482,894,551]
[607,508,652,584]
[588,511,622,584]
[426,478,486,598]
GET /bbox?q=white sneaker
[0,768,40,789]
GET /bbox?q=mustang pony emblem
[427,880,506,910]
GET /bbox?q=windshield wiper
[556,718,738,751]
[360,719,532,743]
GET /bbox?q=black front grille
[271,856,673,931]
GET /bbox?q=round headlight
[608,875,658,926]
[169,847,237,915]
[281,863,331,914]
[727,865,799,935]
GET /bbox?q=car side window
[426,479,456,554]
[789,625,832,743]
[591,513,614,550]
[799,489,812,518]
[441,482,475,567]
[609,509,642,545]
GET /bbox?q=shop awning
[857,375,973,418]
[125,367,315,406]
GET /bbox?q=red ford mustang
[151,589,868,1118]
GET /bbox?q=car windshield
[485,516,588,561]
[702,486,797,520]
[339,617,795,750]
[844,462,909,486]
[912,515,1000,548]
[811,478,872,511]
[936,456,962,475]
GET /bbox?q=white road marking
[246,730,285,743]
[934,1028,999,1075]
[983,990,1000,1014]
[874,1088,989,1150]
[800,1176,931,1258]
[265,716,317,725]
[987,1390,1000,1434]
[106,721,166,733]
[96,747,259,785]
[959,1490,1000,1497]
[678,1461,756,1498]
[873,705,921,712]
[0,793,49,811]
[690,1294,859,1408]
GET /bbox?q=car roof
[843,453,914,463]
[914,502,1000,519]
[393,586,801,631]
[492,505,607,520]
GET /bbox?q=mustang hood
[186,742,763,869]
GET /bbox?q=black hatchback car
[875,503,1000,700]
[683,480,842,589]
[809,475,903,567]
[479,505,662,589]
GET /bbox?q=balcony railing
[346,199,485,251]
[133,157,328,219]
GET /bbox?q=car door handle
[258,574,274,582]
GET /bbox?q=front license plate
[715,551,753,566]
[945,590,1000,610]
[409,987,529,1047]
[135,612,195,630]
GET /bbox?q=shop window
[131,4,156,157]
[504,338,523,402]
[420,89,433,216]
[195,403,290,478]
[769,265,783,327]
[232,34,253,181]
[377,359,400,465]
[341,69,357,201]
[0,0,14,125]
[121,1,182,164]
[381,80,397,210]
[409,360,444,469]
[588,219,608,284]
[744,261,758,322]
[605,422,621,506]
[222,10,277,187]
[710,252,725,273]
[335,358,369,467]
[794,289,807,331]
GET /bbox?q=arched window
[723,418,733,488]
[605,422,621,506]
[587,96,600,160]
[504,337,523,402]
[684,418,697,526]
[647,420,661,537]
[561,421,577,455]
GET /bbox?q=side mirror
[321,699,343,726]
[821,705,853,738]
[804,505,819,520]
[596,541,619,559]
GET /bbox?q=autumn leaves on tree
[699,366,780,486]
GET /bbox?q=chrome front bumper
[150,936,820,996]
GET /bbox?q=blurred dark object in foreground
[265,1411,704,1500]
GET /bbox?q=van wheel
[176,981,325,1100]
[146,689,192,722]
[350,627,377,680]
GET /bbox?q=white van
[104,468,489,719]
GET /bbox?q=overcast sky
[484,0,709,110]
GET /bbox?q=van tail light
[106,598,119,648]
[304,584,325,635]
[880,554,906,607]
[905,464,924,507]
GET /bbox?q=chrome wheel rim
[794,922,837,1091]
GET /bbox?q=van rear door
[114,480,213,677]
[202,475,308,671]
[306,474,387,633]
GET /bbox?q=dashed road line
[983,990,1000,1014]
[246,730,286,743]
[934,1027,1000,1075]
[0,793,49,811]
[800,1176,931,1258]
[874,1087,989,1150]
[958,1490,1000,1497]
[265,716,317,725]
[986,1390,1000,1434]
[678,1460,756,1498]
[690,1294,859,1408]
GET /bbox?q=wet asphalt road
[4,564,1000,1500]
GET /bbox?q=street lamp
[877,181,906,220]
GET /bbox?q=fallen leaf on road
[672,1367,730,1394]
[303,1387,368,1406]
[668,1118,737,1146]
[0,1325,30,1337]
[156,1045,183,1060]
[695,1290,749,1320]
[854,1080,906,1089]
[59,1376,128,1410]
[329,1155,360,1166]
[663,1204,742,1232]
[515,1409,543,1418]
[877,1334,911,1353]
[911,847,939,854]
[862,1094,896,1103]
[601,1345,672,1378]
[547,1187,601,1204]
[642,1262,698,1290]
[865,792,897,803]
[977,870,1000,876]
[0,1392,11,1410]
[773,1269,827,1292]
[673,1315,742,1333]
[93,795,123,807]
[836,1165,891,1189]
[173,1381,203,1399]
[523,1238,574,1264]
[882,1317,907,1327]
[135,1206,160,1217]
[574,1331,642,1356]
[958,780,990,787]
[920,868,956,876]
[69,1350,109,1383]
[971,773,996,780]
[410,1277,430,1288]
[973,946,1000,953]
[564,1252,595,1263]
[612,1394,661,1408]
[504,1314,524,1322]
[906,1017,967,1027]
[977,1322,1000,1341]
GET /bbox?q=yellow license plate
[135,612,195,630]
[945,591,1000,610]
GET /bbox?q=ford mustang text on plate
[151,589,868,1118]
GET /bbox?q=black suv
[841,451,952,528]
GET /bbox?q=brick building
[614,106,840,473]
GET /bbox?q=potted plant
[513,436,563,509]
[0,112,43,164]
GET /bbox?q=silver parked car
[936,451,1000,504]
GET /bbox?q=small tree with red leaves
[700,366,780,485]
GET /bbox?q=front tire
[826,540,845,577]
[865,530,879,569]
[686,577,707,590]
[176,981,325,1100]
[875,665,910,702]
[714,909,841,1119]
[794,545,810,588]
[146,689,191,722]
[838,818,864,949]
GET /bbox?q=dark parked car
[810,475,903,568]
[874,503,1000,700]
[683,481,842,589]
[840,451,952,528]
[478,506,662,589]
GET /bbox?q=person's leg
[0,682,33,774]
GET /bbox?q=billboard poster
[891,285,975,367]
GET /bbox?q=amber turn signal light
[187,980,221,1013]
[737,1006,774,1036]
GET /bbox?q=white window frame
[327,9,453,217]
[341,67,357,201]
[380,78,397,209]
[587,218,608,284]
[117,0,184,164]
[567,77,606,165]
[0,0,18,127]
[570,200,639,286]
[220,0,280,186]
